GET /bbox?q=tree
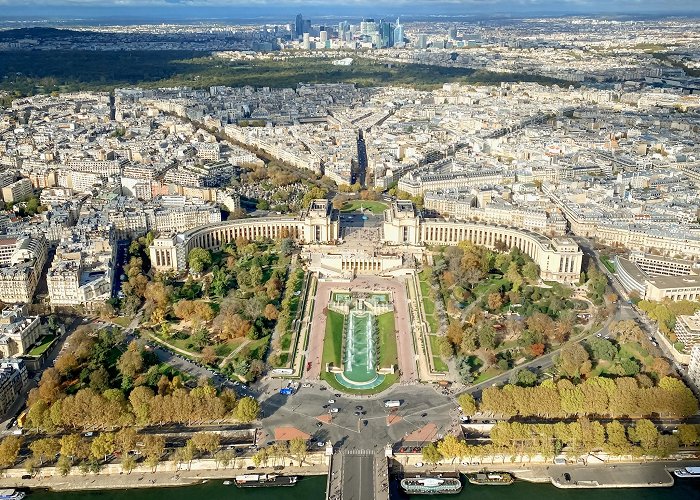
[121,454,137,474]
[90,433,115,462]
[557,343,591,378]
[201,346,217,365]
[0,436,22,468]
[142,435,165,467]
[188,248,212,274]
[191,432,221,458]
[587,337,617,362]
[115,427,138,455]
[522,262,539,281]
[677,424,699,447]
[609,320,644,344]
[436,435,465,464]
[486,293,503,312]
[117,341,144,379]
[289,437,308,466]
[54,352,79,376]
[478,327,497,351]
[509,369,538,387]
[56,455,72,476]
[422,443,442,464]
[628,419,659,454]
[456,394,477,416]
[61,434,90,464]
[29,437,61,465]
[235,397,260,423]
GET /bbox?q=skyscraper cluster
[292,14,405,48]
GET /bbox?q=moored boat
[234,474,298,487]
[400,473,463,495]
[0,490,26,500]
[467,471,514,485]
[673,467,700,478]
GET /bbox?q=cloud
[0,0,697,14]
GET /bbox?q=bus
[16,411,27,429]
[384,400,401,408]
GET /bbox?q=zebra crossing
[341,448,378,456]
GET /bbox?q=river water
[26,475,700,499]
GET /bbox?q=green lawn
[340,200,388,214]
[619,341,653,365]
[377,312,398,368]
[418,270,439,333]
[322,310,345,368]
[425,314,439,334]
[26,335,57,356]
[600,255,616,273]
[428,335,448,372]
[111,317,131,328]
[474,366,503,384]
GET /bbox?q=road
[256,382,459,453]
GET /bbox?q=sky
[0,0,698,20]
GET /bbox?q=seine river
[26,475,700,500]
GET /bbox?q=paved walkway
[219,339,250,368]
[0,464,328,492]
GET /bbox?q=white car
[415,462,424,467]
[316,442,325,447]
[328,399,336,404]
[302,383,312,388]
[329,408,339,413]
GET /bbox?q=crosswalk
[341,448,377,456]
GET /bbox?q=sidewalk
[0,463,329,492]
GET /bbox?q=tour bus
[384,400,401,408]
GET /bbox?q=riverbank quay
[397,460,700,489]
[0,456,329,492]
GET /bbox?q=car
[329,408,339,413]
[354,411,361,416]
[334,393,341,398]
[246,466,255,470]
[323,404,330,409]
[84,432,94,437]
[355,405,363,411]
[363,420,368,426]
[319,386,327,391]
[302,383,312,388]
[461,461,470,466]
[421,412,428,418]
[415,462,424,467]
[316,422,323,428]
[328,399,335,404]
[596,333,602,338]
[316,441,325,447]
[564,473,571,482]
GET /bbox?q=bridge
[327,446,391,500]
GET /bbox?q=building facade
[150,199,340,272]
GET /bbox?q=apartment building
[0,235,48,303]
[1,178,33,203]
[0,304,42,357]
[0,359,28,415]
